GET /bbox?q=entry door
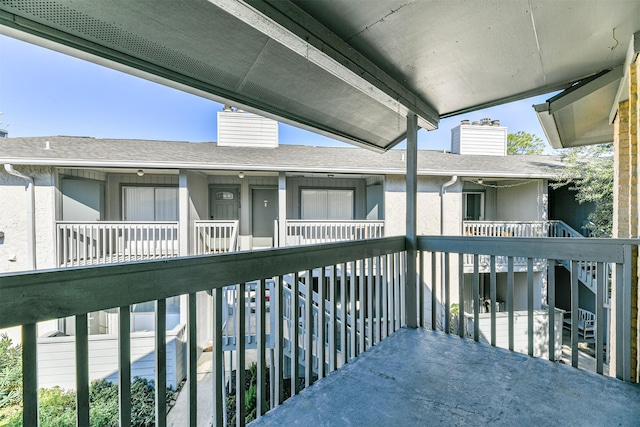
[252,188,278,247]
[210,187,239,220]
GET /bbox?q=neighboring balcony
[56,220,239,267]
[277,219,385,247]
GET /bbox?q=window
[301,188,354,220]
[463,192,484,220]
[122,186,178,221]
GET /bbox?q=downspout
[440,176,458,235]
[439,175,457,330]
[4,164,36,270]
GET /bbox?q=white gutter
[4,164,36,270]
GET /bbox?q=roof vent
[481,118,491,125]
[460,119,470,125]
[491,120,500,126]
[471,121,480,125]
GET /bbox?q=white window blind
[123,186,178,221]
[301,189,354,220]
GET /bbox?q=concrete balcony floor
[252,328,640,426]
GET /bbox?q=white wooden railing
[463,221,548,238]
[419,236,634,381]
[279,220,384,246]
[56,221,179,267]
[1,237,406,426]
[193,220,238,254]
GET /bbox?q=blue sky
[0,34,555,151]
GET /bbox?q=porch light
[137,170,144,177]
[238,171,244,179]
[477,178,483,184]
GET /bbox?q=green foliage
[0,335,174,427]
[553,143,613,237]
[226,362,269,427]
[0,335,22,411]
[507,131,546,155]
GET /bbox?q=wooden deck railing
[193,220,239,254]
[279,220,384,247]
[1,237,405,426]
[418,236,634,381]
[2,236,636,425]
[56,221,179,267]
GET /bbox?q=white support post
[405,112,418,328]
[278,172,287,247]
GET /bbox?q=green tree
[507,131,546,155]
[553,143,613,237]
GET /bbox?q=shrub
[0,336,175,426]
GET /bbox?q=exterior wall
[549,185,594,234]
[0,165,57,273]
[613,55,640,381]
[37,326,186,390]
[496,180,547,221]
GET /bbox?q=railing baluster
[548,260,556,362]
[76,313,90,427]
[508,257,514,351]
[418,251,425,327]
[318,266,326,379]
[616,262,624,379]
[458,253,464,338]
[444,253,450,334]
[340,263,348,366]
[188,293,198,426]
[273,276,284,407]
[527,258,534,357]
[291,273,300,396]
[212,287,224,424]
[595,261,605,374]
[570,261,579,368]
[431,252,437,331]
[490,255,496,347]
[235,285,246,426]
[22,323,38,426]
[305,269,314,388]
[257,279,267,418]
[119,306,131,427]
[329,265,338,372]
[473,254,480,341]
[350,260,357,359]
[367,257,374,348]
[358,259,366,354]
[156,299,167,427]
[374,256,382,344]
[381,255,389,339]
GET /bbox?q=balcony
[1,235,638,425]
[277,220,385,247]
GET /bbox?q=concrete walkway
[251,328,640,426]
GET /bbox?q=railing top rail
[193,220,239,225]
[285,220,385,224]
[419,235,638,263]
[0,236,405,329]
[462,221,548,224]
[56,221,179,226]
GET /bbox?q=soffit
[1,0,638,150]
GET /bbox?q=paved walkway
[251,328,640,426]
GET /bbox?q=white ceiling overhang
[0,1,639,151]
[534,67,624,149]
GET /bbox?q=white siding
[37,326,186,390]
[217,111,278,147]
[474,310,564,360]
[451,124,507,156]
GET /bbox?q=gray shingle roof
[0,136,564,178]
